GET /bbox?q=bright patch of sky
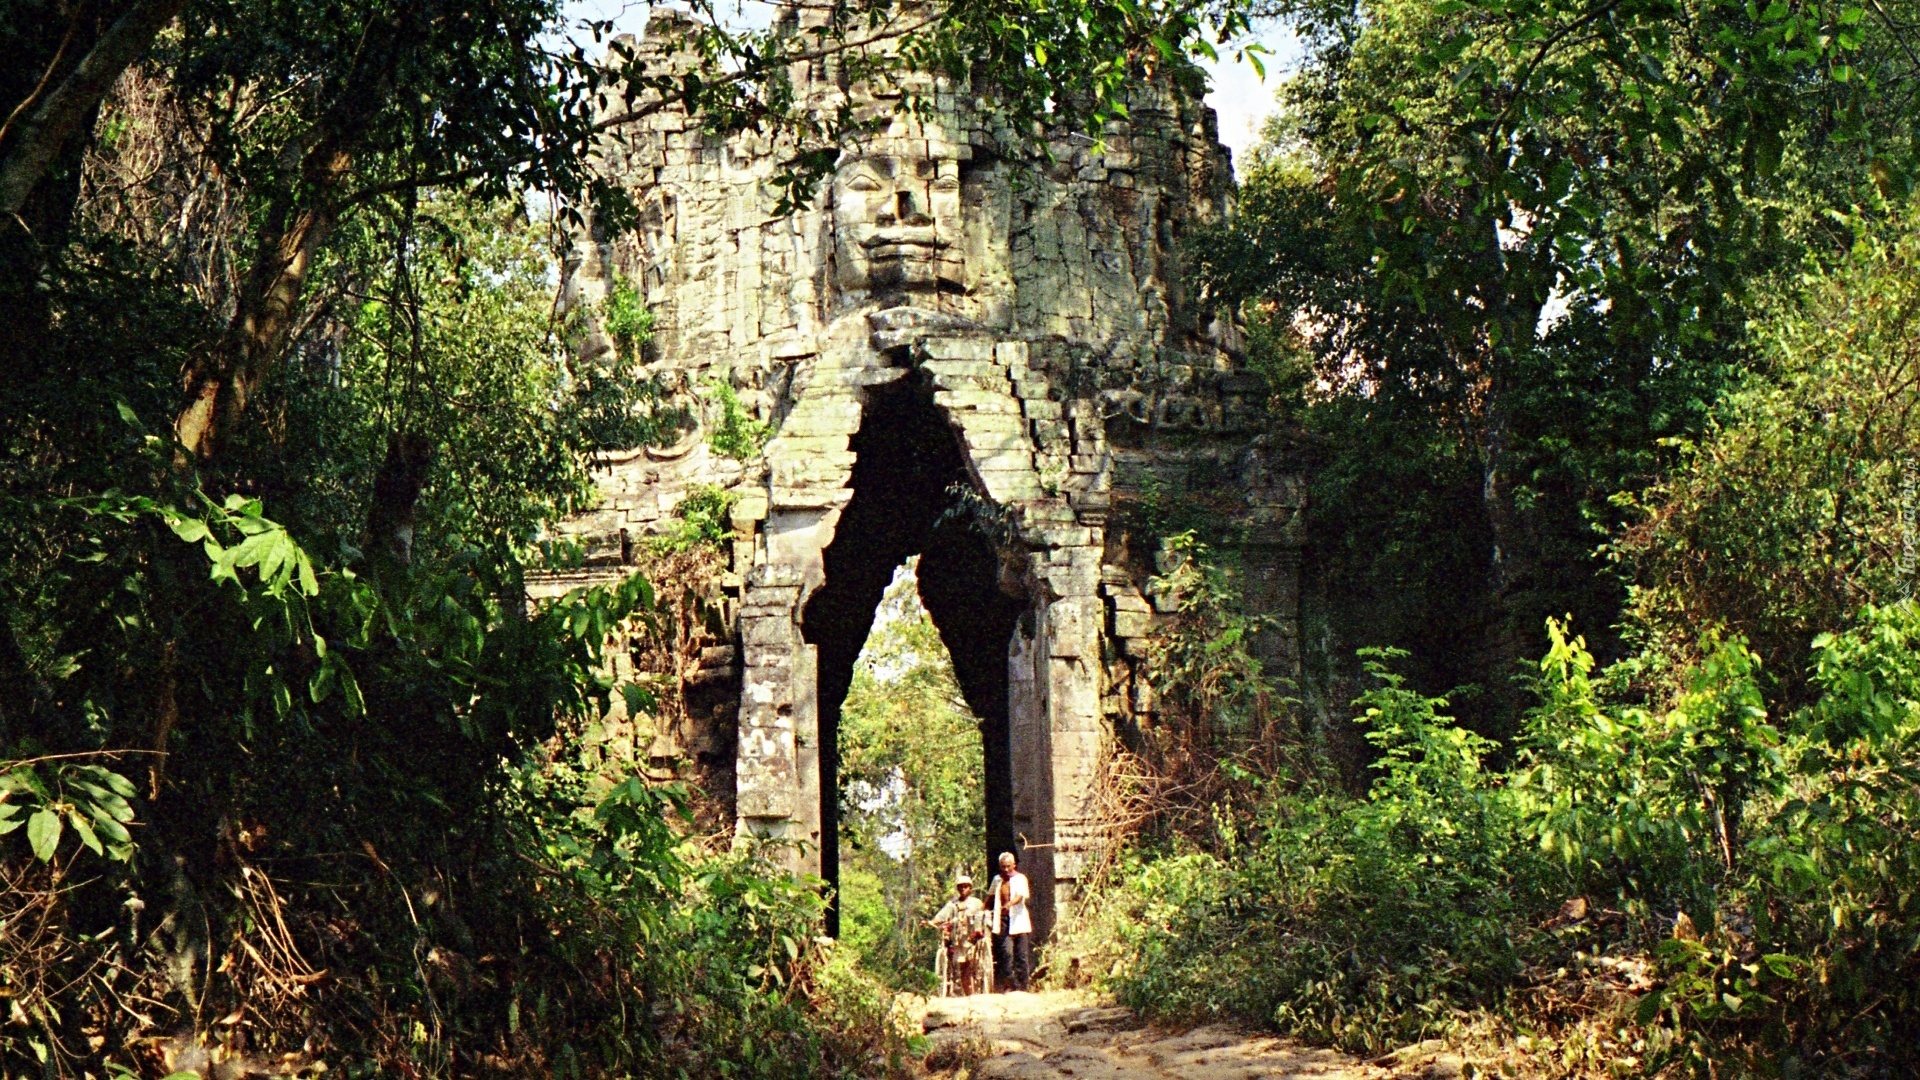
[1202,26,1302,173]
[559,3,1300,177]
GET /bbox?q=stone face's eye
[844,173,883,193]
[931,176,960,192]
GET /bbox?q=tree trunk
[363,431,436,565]
[1474,216,1552,731]
[174,142,350,459]
[0,0,183,218]
[1479,357,1528,720]
[173,9,406,461]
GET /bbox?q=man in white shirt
[989,851,1032,991]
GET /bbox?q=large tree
[1199,0,1917,729]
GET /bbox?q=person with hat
[928,873,987,995]
[989,851,1032,991]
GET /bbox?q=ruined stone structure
[538,10,1303,942]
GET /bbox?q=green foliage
[1055,627,1547,1051]
[290,196,679,558]
[0,759,138,864]
[1199,0,1918,735]
[602,282,656,362]
[498,733,913,1077]
[1519,622,1779,903]
[1619,205,1920,692]
[678,484,740,548]
[1145,533,1289,742]
[1079,611,1920,1070]
[837,562,984,990]
[1519,612,1920,1071]
[0,480,915,1075]
[649,484,740,555]
[836,866,899,968]
[705,379,772,463]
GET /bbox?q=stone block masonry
[532,5,1304,945]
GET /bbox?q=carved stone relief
[534,8,1305,943]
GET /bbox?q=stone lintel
[935,389,1021,414]
[768,486,854,510]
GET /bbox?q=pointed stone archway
[798,369,1026,934]
[540,17,1309,947]
[731,315,1111,943]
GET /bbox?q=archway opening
[834,558,983,984]
[801,371,1026,938]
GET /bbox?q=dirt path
[914,991,1453,1080]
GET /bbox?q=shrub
[650,483,739,554]
[602,282,656,362]
[1617,208,1920,697]
[1073,611,1920,1072]
[1077,652,1559,1055]
[706,379,770,462]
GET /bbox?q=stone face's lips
[864,227,944,249]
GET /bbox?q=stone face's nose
[896,190,933,227]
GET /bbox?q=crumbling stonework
[539,9,1303,942]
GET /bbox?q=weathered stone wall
[538,8,1304,942]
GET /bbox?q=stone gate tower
[541,10,1303,941]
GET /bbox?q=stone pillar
[1235,475,1307,684]
[1041,590,1103,939]
[736,566,815,863]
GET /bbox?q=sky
[1202,30,1301,169]
[560,1,1297,174]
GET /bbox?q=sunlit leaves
[838,561,985,982]
[0,761,140,865]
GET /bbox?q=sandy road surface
[914,991,1461,1080]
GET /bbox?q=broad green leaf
[67,811,103,857]
[77,765,136,798]
[86,804,132,845]
[27,809,62,862]
[168,515,212,544]
[3,767,49,798]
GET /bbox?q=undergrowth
[1056,609,1920,1076]
[0,502,908,1079]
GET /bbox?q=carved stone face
[831,146,964,299]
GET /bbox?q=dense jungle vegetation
[0,0,1251,1075]
[1055,0,1920,1074]
[3,0,1919,1076]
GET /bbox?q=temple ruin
[534,9,1304,942]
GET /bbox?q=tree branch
[0,9,85,152]
[337,10,940,210]
[0,0,185,218]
